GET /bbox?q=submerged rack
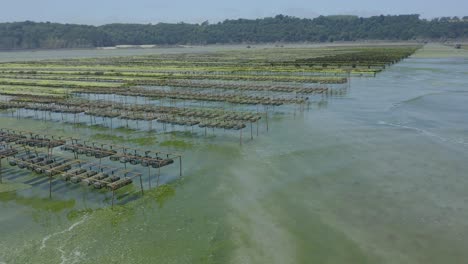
[0,128,183,208]
[73,87,309,106]
[1,98,268,144]
[63,139,182,181]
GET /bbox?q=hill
[0,14,467,50]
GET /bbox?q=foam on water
[59,247,85,264]
[40,214,90,250]
[378,120,468,147]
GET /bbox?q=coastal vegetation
[0,14,466,50]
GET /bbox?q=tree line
[0,14,467,50]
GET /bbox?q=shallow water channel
[0,44,467,264]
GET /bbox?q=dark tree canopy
[0,14,467,50]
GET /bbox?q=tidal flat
[0,44,467,264]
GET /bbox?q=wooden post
[250,122,253,140]
[49,176,52,198]
[112,190,115,209]
[179,156,182,177]
[139,175,144,195]
[256,120,259,136]
[240,128,243,146]
[148,166,152,189]
[348,71,351,89]
[157,166,161,187]
[266,112,269,132]
[0,158,2,184]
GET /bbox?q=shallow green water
[1,44,468,264]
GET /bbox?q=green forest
[0,14,467,50]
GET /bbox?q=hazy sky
[1,0,466,25]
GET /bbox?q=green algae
[71,122,109,131]
[114,126,136,134]
[160,140,193,149]
[88,124,110,131]
[151,184,176,208]
[0,181,31,193]
[128,136,158,146]
[67,208,94,221]
[168,130,196,138]
[90,133,124,142]
[0,191,75,212]
[90,133,158,146]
